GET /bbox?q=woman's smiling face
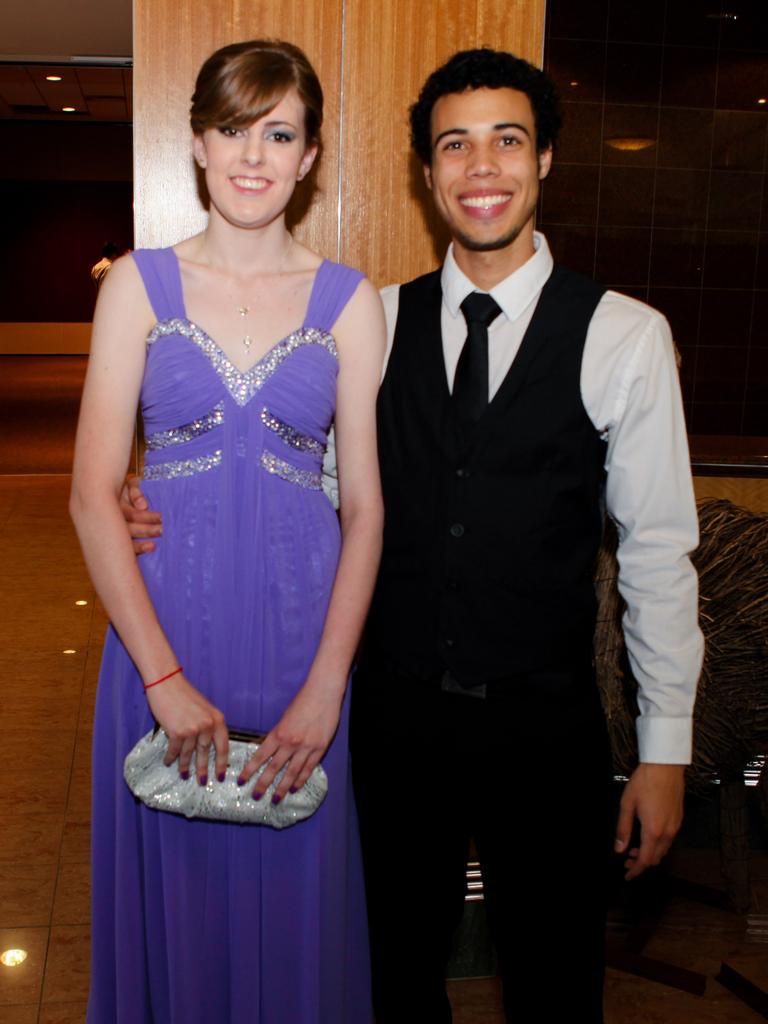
[193,88,317,231]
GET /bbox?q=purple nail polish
[252,791,263,801]
[289,786,298,794]
[271,794,282,806]
[180,770,190,781]
[199,774,208,787]
[217,771,226,783]
[237,776,245,787]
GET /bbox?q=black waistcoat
[367,263,608,684]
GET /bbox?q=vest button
[449,523,465,538]
[447,579,459,591]
[444,637,455,648]
[455,467,470,478]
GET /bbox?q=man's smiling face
[424,86,552,261]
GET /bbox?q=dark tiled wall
[0,122,133,323]
[540,0,768,436]
[0,180,134,322]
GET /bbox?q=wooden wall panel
[134,0,545,279]
[694,476,768,515]
[339,0,546,285]
[134,0,343,255]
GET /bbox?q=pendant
[237,306,250,317]
[243,335,252,351]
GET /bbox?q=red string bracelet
[144,666,182,690]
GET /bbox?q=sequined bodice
[145,318,337,407]
[136,252,353,492]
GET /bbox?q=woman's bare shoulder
[332,275,386,363]
[92,253,155,339]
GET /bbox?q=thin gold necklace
[235,237,294,352]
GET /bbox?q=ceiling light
[1,949,27,967]
[62,649,77,654]
[570,81,579,87]
[46,75,62,82]
[605,136,656,152]
[75,600,88,606]
[62,107,76,112]
[758,98,767,105]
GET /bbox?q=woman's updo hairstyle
[190,39,323,145]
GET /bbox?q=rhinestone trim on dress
[260,407,325,456]
[145,403,225,450]
[146,319,338,407]
[260,451,322,490]
[143,450,223,481]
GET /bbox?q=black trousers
[351,654,615,1024]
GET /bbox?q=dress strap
[303,260,365,333]
[131,248,186,322]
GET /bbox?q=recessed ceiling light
[62,648,77,654]
[46,75,62,82]
[758,98,767,105]
[62,106,76,113]
[75,600,88,606]
[1,949,27,967]
[570,81,579,87]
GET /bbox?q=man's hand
[120,476,162,554]
[615,763,685,880]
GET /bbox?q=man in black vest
[350,50,702,1023]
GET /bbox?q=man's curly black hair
[409,48,562,164]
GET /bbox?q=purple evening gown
[88,248,373,1023]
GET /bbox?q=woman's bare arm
[70,256,228,779]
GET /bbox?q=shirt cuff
[636,715,693,765]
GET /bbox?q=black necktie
[454,292,502,422]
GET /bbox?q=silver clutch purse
[123,726,328,829]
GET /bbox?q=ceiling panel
[77,67,126,96]
[0,0,131,60]
[0,64,130,121]
[0,66,43,106]
[87,97,128,119]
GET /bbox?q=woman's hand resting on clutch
[237,682,343,802]
[145,673,229,785]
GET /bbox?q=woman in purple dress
[71,40,384,1023]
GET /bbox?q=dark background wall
[0,122,133,323]
[541,0,768,437]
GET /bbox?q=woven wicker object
[594,498,768,793]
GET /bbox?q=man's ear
[423,162,433,191]
[538,145,553,181]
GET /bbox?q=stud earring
[198,158,207,169]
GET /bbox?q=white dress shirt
[329,233,703,764]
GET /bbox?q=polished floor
[0,356,767,1022]
[0,357,89,474]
